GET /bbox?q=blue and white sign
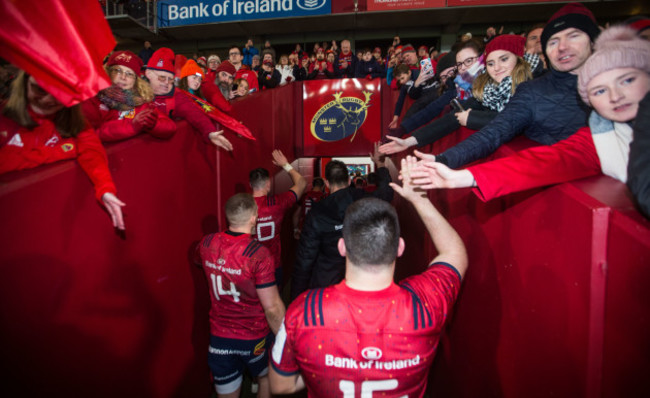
[158,0,331,27]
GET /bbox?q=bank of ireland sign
[158,0,331,27]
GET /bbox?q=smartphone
[232,83,239,91]
[450,98,465,112]
[420,58,434,78]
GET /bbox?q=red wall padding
[1,80,649,397]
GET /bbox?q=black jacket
[437,68,590,169]
[291,167,393,299]
[627,92,650,219]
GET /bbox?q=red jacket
[201,80,233,114]
[235,66,259,92]
[0,107,116,200]
[173,89,219,143]
[81,96,176,142]
[468,127,602,202]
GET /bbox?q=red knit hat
[629,18,650,34]
[107,51,143,74]
[180,59,205,80]
[216,60,236,76]
[418,45,428,52]
[541,2,599,52]
[402,44,415,53]
[485,34,526,58]
[147,48,175,74]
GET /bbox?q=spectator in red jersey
[292,177,326,240]
[174,59,234,151]
[258,59,281,90]
[250,150,307,287]
[82,50,176,143]
[307,48,335,80]
[144,47,177,117]
[228,45,259,92]
[202,60,236,113]
[0,71,126,230]
[335,39,356,78]
[418,45,429,59]
[205,54,221,83]
[270,156,468,396]
[196,193,285,398]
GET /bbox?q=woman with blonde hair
[82,50,175,142]
[381,35,539,155]
[0,71,126,229]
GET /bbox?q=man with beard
[307,48,335,80]
[202,61,236,114]
[228,45,259,92]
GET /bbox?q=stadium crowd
[1,2,650,397]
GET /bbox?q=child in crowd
[354,48,384,79]
[381,35,538,155]
[0,71,126,230]
[174,59,236,151]
[82,50,176,142]
[406,26,650,215]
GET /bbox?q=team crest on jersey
[217,258,226,266]
[253,338,266,356]
[310,91,372,143]
[45,135,60,147]
[61,143,74,152]
[119,109,136,120]
[7,133,23,147]
[361,347,382,360]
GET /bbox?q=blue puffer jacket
[437,68,591,169]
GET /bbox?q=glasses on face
[153,74,174,84]
[229,52,240,57]
[440,69,457,81]
[456,56,478,68]
[110,67,136,79]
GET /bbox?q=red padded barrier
[1,80,649,398]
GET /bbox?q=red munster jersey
[198,231,276,340]
[254,191,298,269]
[271,262,462,398]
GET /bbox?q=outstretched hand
[208,130,233,151]
[272,149,289,167]
[379,135,414,155]
[390,156,427,203]
[410,160,476,189]
[102,192,126,230]
[369,142,386,167]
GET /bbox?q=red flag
[0,0,116,106]
[177,90,256,141]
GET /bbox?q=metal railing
[101,0,157,32]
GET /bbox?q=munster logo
[310,91,372,142]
